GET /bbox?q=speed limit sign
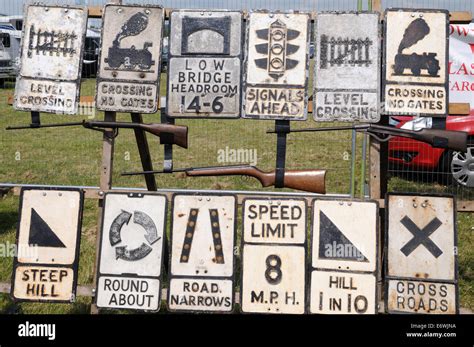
[240,198,307,314]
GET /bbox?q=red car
[388,112,474,186]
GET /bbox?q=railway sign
[167,10,242,118]
[95,193,166,311]
[383,9,449,116]
[243,11,310,120]
[11,188,83,302]
[96,4,164,113]
[241,198,307,314]
[313,12,380,122]
[168,194,236,312]
[385,194,458,314]
[13,4,87,114]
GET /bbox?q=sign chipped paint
[14,4,87,114]
[96,4,164,113]
[243,11,310,120]
[383,9,449,116]
[313,12,380,122]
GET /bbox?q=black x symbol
[400,216,443,258]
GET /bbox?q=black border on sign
[10,187,84,304]
[94,192,168,312]
[384,192,459,314]
[307,197,380,314]
[95,3,164,114]
[313,11,381,123]
[13,3,88,115]
[241,10,311,121]
[240,197,308,314]
[381,8,450,117]
[165,9,243,119]
[166,192,238,313]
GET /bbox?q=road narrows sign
[241,198,307,314]
[168,194,236,312]
[95,193,166,311]
[96,4,164,113]
[309,199,379,314]
[167,10,242,118]
[385,194,458,314]
[13,4,87,114]
[383,9,449,117]
[11,188,83,302]
[313,12,380,122]
[243,11,310,120]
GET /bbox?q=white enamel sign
[14,4,87,114]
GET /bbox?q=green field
[0,77,472,313]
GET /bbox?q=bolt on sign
[96,4,164,113]
[166,10,242,118]
[11,188,83,303]
[383,9,449,117]
[241,198,307,314]
[309,199,379,314]
[95,193,166,311]
[13,4,87,114]
[313,12,380,122]
[385,194,458,314]
[243,11,311,120]
[168,194,237,312]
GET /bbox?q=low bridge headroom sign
[383,9,449,117]
[95,193,167,312]
[14,4,88,114]
[11,188,83,303]
[96,4,164,113]
[385,194,458,314]
[166,10,242,118]
[243,11,311,120]
[313,12,380,123]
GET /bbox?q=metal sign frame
[384,192,459,314]
[307,197,379,314]
[11,187,84,303]
[95,192,167,312]
[167,192,238,313]
[382,8,450,117]
[95,3,164,113]
[14,4,88,114]
[313,11,381,123]
[240,197,308,314]
[242,10,311,121]
[166,9,243,119]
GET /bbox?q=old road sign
[243,11,310,120]
[11,188,83,303]
[168,194,236,312]
[96,193,166,311]
[167,10,242,118]
[96,4,164,113]
[386,194,458,314]
[241,198,307,314]
[13,4,87,114]
[309,199,378,314]
[314,12,380,122]
[383,9,449,117]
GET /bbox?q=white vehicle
[0,24,21,86]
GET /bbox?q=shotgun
[267,124,468,152]
[122,165,326,194]
[6,120,188,148]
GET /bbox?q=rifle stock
[412,128,468,152]
[139,123,188,149]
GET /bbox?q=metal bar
[130,113,157,191]
[350,129,357,198]
[360,134,368,199]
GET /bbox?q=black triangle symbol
[28,208,66,248]
[318,211,368,262]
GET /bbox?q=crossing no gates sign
[96,193,166,311]
[11,188,83,303]
[385,194,458,314]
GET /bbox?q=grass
[0,76,472,313]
